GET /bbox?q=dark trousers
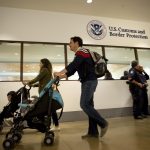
[0,110,6,125]
[130,87,143,117]
[0,106,13,125]
[51,111,59,126]
[141,88,149,115]
[80,80,107,135]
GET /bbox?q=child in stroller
[0,91,19,132]
[0,86,31,133]
[3,77,63,149]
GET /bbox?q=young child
[0,91,19,131]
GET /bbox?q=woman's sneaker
[50,126,60,131]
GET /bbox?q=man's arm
[128,69,144,88]
[54,52,85,79]
[54,69,67,79]
[128,77,144,88]
[143,71,149,80]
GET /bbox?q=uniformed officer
[137,65,149,117]
[128,61,144,119]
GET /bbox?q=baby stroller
[3,77,63,149]
[0,85,31,133]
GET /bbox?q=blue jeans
[80,80,107,135]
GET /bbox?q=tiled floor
[0,116,150,150]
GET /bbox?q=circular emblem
[87,20,107,40]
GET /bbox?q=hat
[7,91,16,96]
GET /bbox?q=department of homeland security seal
[87,20,107,40]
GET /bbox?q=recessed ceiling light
[87,0,93,3]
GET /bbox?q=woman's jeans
[80,80,107,135]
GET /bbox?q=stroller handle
[24,84,32,90]
[15,84,31,95]
[22,82,32,90]
[39,76,60,98]
[54,76,60,85]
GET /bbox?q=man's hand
[54,72,61,77]
[137,83,148,88]
[137,83,143,88]
[54,72,67,79]
[144,83,148,87]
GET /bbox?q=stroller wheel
[12,132,22,143]
[47,131,54,137]
[44,134,54,145]
[3,138,14,149]
[6,132,13,139]
[10,128,14,133]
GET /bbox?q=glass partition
[137,49,150,76]
[105,47,135,79]
[23,44,65,80]
[0,42,21,81]
[0,40,149,82]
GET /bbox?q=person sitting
[120,71,129,80]
[0,91,19,129]
[104,70,114,80]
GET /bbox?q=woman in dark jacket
[24,58,59,132]
[28,58,53,93]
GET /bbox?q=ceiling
[0,0,150,22]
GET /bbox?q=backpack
[87,50,108,78]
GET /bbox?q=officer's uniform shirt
[128,68,141,91]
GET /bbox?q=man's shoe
[100,124,108,137]
[81,133,99,139]
[141,114,147,118]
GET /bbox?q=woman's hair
[40,58,52,76]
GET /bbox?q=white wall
[0,7,150,112]
[0,80,150,112]
[0,7,150,48]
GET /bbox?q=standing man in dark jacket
[128,60,149,119]
[137,65,149,117]
[54,36,108,138]
[128,60,142,119]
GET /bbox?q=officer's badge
[130,70,134,74]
